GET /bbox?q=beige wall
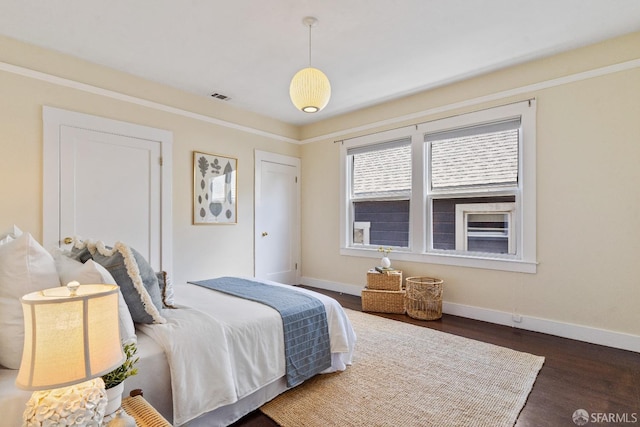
[300,32,640,339]
[1,31,638,345]
[0,36,300,286]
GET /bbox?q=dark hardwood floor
[232,287,640,427]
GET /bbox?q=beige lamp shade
[289,67,331,113]
[16,284,125,391]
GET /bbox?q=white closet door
[59,126,161,269]
[43,106,173,274]
[255,151,300,285]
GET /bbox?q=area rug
[261,309,544,427]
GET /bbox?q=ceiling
[1,1,640,126]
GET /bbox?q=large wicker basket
[405,277,444,320]
[361,288,406,314]
[366,270,403,291]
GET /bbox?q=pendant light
[289,17,331,113]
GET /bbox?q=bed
[0,231,356,427]
[127,280,356,426]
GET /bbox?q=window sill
[340,247,537,274]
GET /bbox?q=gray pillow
[68,246,93,263]
[88,243,165,324]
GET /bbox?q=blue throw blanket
[188,277,332,387]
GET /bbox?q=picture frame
[193,151,237,224]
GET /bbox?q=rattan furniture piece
[405,277,444,320]
[121,394,172,427]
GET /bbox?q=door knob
[262,231,269,237]
[63,237,73,245]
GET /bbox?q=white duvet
[138,280,356,426]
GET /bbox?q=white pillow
[0,232,60,369]
[52,253,137,345]
[0,224,22,245]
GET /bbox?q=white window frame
[340,100,536,273]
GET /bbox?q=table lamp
[15,282,125,426]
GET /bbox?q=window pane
[466,212,511,253]
[354,200,409,247]
[429,121,519,189]
[432,196,515,253]
[352,143,411,198]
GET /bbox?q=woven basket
[361,288,406,314]
[405,277,444,320]
[366,270,403,291]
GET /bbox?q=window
[348,138,411,248]
[427,118,520,258]
[341,100,536,273]
[455,202,516,254]
[353,221,371,245]
[432,196,516,253]
[429,119,519,190]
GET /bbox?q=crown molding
[300,58,640,144]
[2,57,638,146]
[0,61,299,144]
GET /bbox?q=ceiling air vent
[211,92,231,101]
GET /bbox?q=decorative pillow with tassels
[74,240,166,324]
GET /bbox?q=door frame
[254,150,301,284]
[42,106,174,274]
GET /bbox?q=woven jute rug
[261,309,544,427]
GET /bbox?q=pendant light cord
[308,22,312,67]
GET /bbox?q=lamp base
[23,378,108,427]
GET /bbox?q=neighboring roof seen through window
[429,119,520,189]
[352,142,411,198]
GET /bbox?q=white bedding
[138,280,356,426]
[0,281,356,427]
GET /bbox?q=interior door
[43,106,173,274]
[255,151,300,285]
[59,126,161,269]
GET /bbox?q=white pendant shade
[290,16,331,113]
[289,67,331,113]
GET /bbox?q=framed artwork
[193,151,237,224]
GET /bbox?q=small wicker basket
[361,288,406,314]
[405,277,444,320]
[366,270,403,291]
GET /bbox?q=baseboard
[442,301,640,353]
[300,276,640,353]
[301,276,363,296]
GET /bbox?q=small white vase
[104,382,124,417]
[380,256,391,269]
